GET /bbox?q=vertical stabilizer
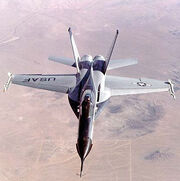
[68,27,80,73]
[104,29,119,73]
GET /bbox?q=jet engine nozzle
[81,55,93,62]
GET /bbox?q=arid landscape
[0,0,180,180]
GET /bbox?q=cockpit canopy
[80,93,93,118]
[84,94,91,103]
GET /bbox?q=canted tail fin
[104,29,119,73]
[68,27,80,73]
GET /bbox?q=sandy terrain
[0,0,180,180]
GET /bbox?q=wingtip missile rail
[3,72,13,92]
[166,79,176,99]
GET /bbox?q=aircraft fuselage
[68,55,110,173]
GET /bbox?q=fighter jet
[4,28,175,177]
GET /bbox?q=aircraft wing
[107,59,138,70]
[105,75,173,97]
[4,73,76,93]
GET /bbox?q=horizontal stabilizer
[107,58,138,70]
[48,56,76,67]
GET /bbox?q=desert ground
[0,0,180,180]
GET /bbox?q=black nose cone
[76,137,93,160]
[76,137,93,177]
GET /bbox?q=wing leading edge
[4,73,76,93]
[105,75,174,97]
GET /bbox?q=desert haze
[0,0,180,180]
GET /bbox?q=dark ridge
[144,149,174,161]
